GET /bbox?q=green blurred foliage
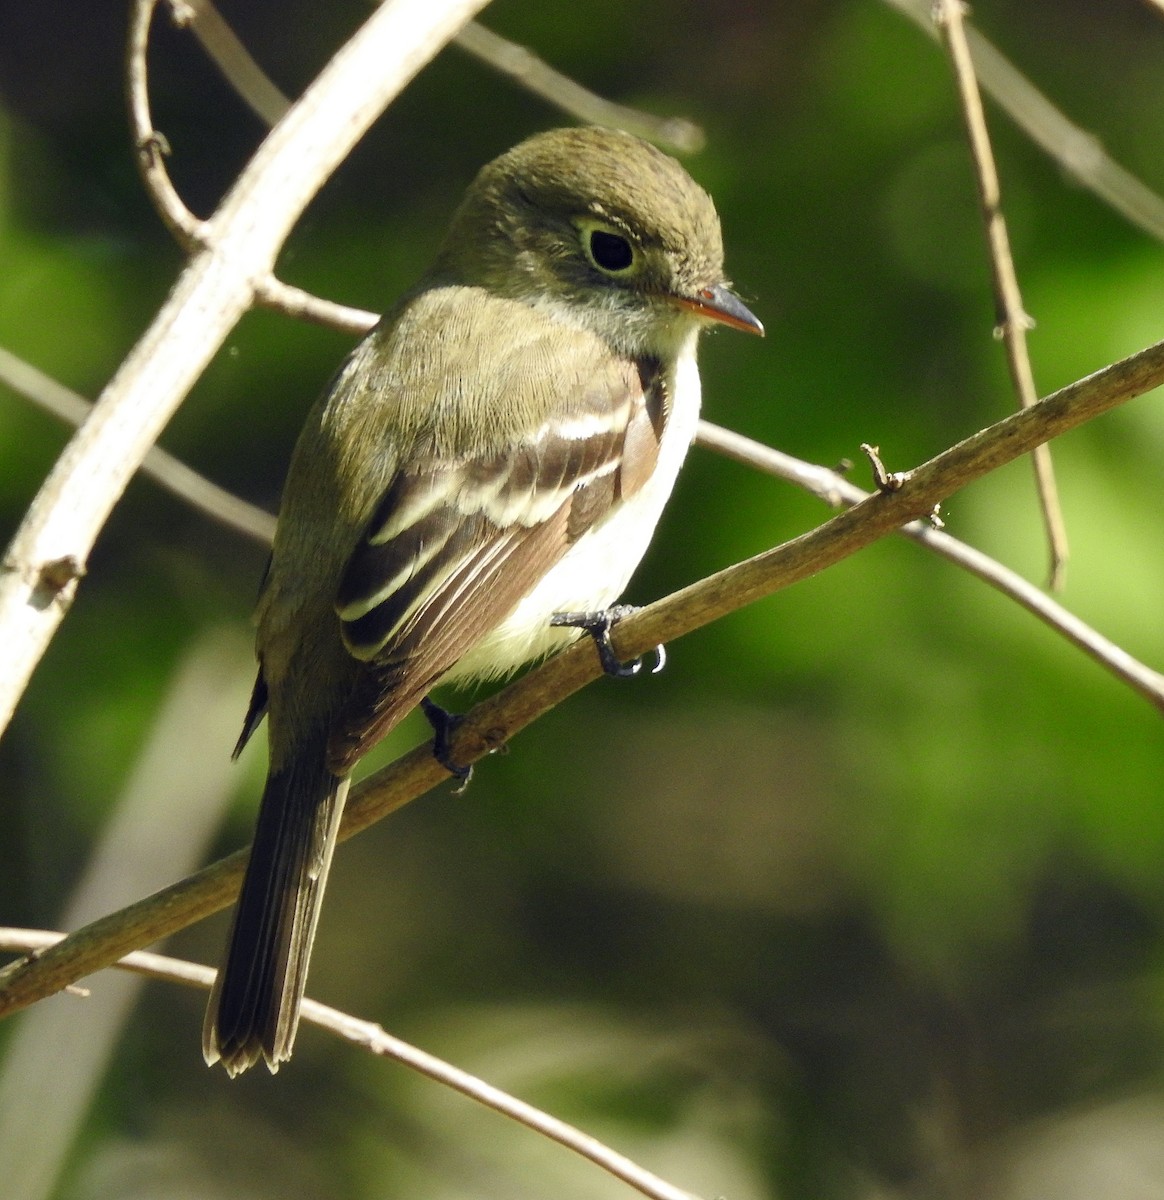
[2,1,1164,1197]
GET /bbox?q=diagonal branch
[696,422,1164,709]
[0,929,704,1200]
[884,0,1164,244]
[2,332,1162,1019]
[165,0,290,127]
[452,21,705,152]
[0,346,275,545]
[176,0,704,155]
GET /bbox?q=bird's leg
[419,696,473,792]
[550,604,666,678]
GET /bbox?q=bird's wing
[325,347,668,774]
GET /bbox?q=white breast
[445,338,702,684]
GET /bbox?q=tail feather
[204,730,348,1076]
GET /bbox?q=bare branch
[0,0,493,738]
[0,346,275,546]
[178,0,704,156]
[883,0,1164,244]
[0,930,703,1200]
[453,22,706,153]
[252,276,378,335]
[168,0,290,127]
[127,0,208,246]
[696,421,1164,711]
[2,333,1161,1019]
[934,0,1068,590]
[7,325,1155,734]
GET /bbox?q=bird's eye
[590,229,633,272]
[581,225,637,275]
[589,230,634,272]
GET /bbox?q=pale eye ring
[578,220,638,276]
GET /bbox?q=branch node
[860,443,910,493]
[37,555,86,599]
[137,128,172,163]
[931,0,971,28]
[992,311,1036,340]
[133,128,209,249]
[166,0,196,29]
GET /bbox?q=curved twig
[127,0,208,247]
[0,930,703,1200]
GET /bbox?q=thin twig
[127,0,208,246]
[166,0,290,127]
[0,0,492,738]
[696,421,1164,709]
[859,442,908,493]
[161,0,384,332]
[0,346,275,546]
[253,276,378,336]
[935,0,1068,591]
[0,930,703,1200]
[2,333,1162,1020]
[178,0,705,156]
[452,21,706,153]
[883,0,1164,244]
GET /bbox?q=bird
[203,124,763,1076]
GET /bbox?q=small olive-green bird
[203,125,762,1076]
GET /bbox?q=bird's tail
[203,729,348,1076]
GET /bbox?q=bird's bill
[672,284,764,336]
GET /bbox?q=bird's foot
[419,696,473,793]
[550,605,666,678]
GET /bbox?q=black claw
[419,696,473,792]
[550,605,666,679]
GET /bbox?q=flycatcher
[204,125,763,1076]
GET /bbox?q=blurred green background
[2,1,1164,1197]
